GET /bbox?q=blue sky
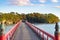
[0,0,60,18]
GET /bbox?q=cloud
[39,0,46,3]
[39,4,45,6]
[9,0,33,6]
[51,0,58,3]
[9,0,46,6]
[55,6,60,8]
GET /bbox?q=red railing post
[42,33,44,40]
[0,23,5,40]
[55,22,59,40]
[47,36,48,40]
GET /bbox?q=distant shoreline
[0,12,59,24]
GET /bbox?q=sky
[0,0,60,18]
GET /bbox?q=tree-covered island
[0,12,59,25]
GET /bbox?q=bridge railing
[0,20,22,40]
[5,21,22,40]
[26,21,55,40]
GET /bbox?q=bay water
[4,24,15,34]
[33,22,60,36]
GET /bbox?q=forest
[0,12,59,24]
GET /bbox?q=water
[4,24,15,34]
[58,22,60,31]
[33,22,60,36]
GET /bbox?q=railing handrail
[33,25,55,39]
[5,22,18,37]
[26,21,55,40]
[5,20,22,40]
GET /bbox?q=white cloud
[39,4,45,6]
[9,0,32,6]
[51,0,58,3]
[39,0,46,3]
[55,6,60,8]
[9,0,46,6]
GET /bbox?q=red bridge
[0,20,60,40]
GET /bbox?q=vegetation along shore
[0,12,59,25]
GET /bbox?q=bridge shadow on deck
[12,22,42,40]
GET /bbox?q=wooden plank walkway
[11,22,42,40]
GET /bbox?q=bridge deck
[12,22,42,40]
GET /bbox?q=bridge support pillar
[0,22,5,40]
[55,22,59,40]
